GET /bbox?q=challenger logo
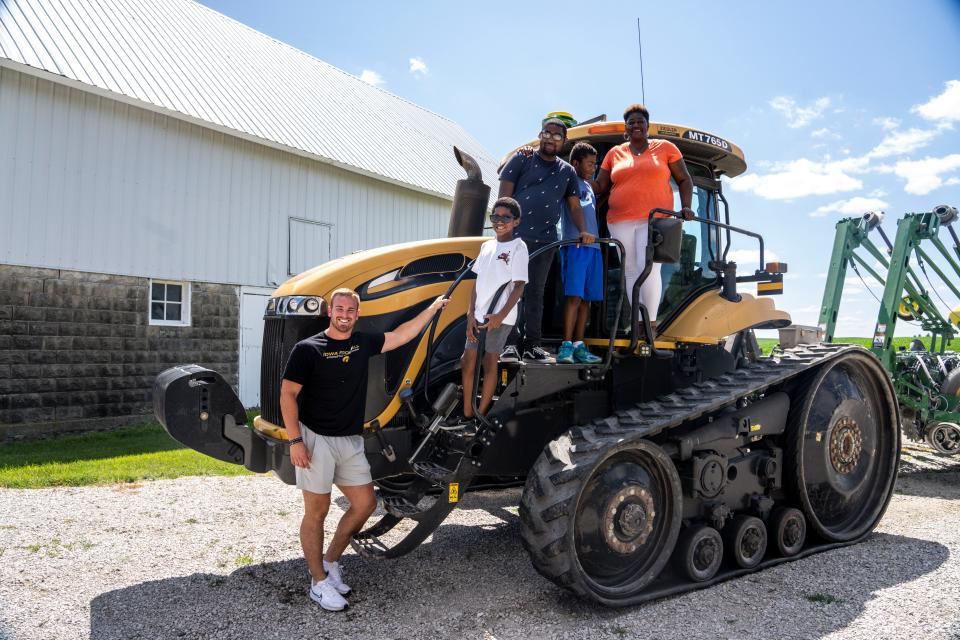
[497,251,511,265]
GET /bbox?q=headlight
[269,296,325,316]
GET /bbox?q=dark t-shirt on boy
[499,153,580,244]
[282,331,386,437]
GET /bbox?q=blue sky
[203,0,960,337]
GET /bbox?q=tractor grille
[260,315,325,425]
[260,318,285,425]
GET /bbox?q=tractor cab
[498,118,787,355]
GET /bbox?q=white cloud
[845,274,882,288]
[409,57,428,75]
[769,96,831,128]
[726,249,778,267]
[913,80,960,124]
[811,127,841,140]
[867,127,940,159]
[873,116,900,130]
[809,196,889,218]
[792,304,823,314]
[359,70,384,86]
[892,154,960,195]
[729,158,863,200]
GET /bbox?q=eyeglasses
[489,214,515,223]
[539,130,564,142]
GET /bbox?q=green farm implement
[820,205,960,454]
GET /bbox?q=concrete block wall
[0,265,239,440]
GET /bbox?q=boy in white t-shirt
[461,197,529,424]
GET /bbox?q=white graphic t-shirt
[471,237,529,324]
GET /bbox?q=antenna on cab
[637,18,646,104]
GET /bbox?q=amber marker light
[587,123,625,135]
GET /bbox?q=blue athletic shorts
[561,246,604,301]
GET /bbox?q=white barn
[0,0,499,437]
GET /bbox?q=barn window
[149,280,191,326]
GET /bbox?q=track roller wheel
[769,507,806,557]
[724,515,767,569]
[673,524,723,582]
[785,350,899,542]
[520,434,681,606]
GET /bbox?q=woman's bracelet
[289,437,303,445]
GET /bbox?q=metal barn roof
[0,0,499,199]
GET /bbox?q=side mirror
[651,218,683,263]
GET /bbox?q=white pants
[608,220,662,322]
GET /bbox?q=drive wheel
[724,515,767,569]
[769,507,806,557]
[520,433,682,606]
[673,524,723,582]
[785,350,899,542]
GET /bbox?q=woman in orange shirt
[594,104,695,335]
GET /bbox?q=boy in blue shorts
[557,143,603,365]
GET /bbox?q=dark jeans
[509,239,555,349]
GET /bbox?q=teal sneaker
[573,343,602,364]
[556,341,575,364]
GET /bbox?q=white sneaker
[309,578,348,611]
[499,345,521,363]
[323,559,352,595]
[523,345,555,363]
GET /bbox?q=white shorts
[295,425,372,494]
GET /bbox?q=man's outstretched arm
[381,296,449,353]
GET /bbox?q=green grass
[757,336,960,355]
[0,412,260,489]
[233,554,254,566]
[805,593,843,605]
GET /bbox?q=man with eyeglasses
[498,118,595,363]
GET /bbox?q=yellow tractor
[155,117,899,606]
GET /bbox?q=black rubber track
[518,344,900,607]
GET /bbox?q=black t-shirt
[282,331,386,437]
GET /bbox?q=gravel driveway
[1,443,958,640]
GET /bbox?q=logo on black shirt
[323,345,360,362]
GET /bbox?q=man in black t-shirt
[281,287,448,611]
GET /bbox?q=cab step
[412,461,456,485]
[380,493,434,519]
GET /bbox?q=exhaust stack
[447,146,491,238]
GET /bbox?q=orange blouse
[601,139,682,224]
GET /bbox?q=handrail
[625,207,768,356]
[422,259,477,404]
